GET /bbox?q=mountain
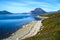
[47,11,57,14]
[31,8,46,16]
[57,10,60,12]
[0,10,12,14]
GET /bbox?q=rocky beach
[3,16,48,40]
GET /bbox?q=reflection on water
[0,14,35,39]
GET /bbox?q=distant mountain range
[47,10,60,14]
[0,8,47,15]
[0,8,60,15]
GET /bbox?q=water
[0,13,42,39]
[0,13,35,39]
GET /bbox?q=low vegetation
[24,13,60,40]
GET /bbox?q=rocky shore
[2,16,49,40]
[3,20,42,40]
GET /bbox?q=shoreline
[3,16,48,40]
[4,20,42,40]
[20,20,42,40]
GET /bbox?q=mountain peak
[31,8,46,16]
[35,8,43,11]
[2,10,9,12]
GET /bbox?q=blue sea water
[0,13,42,39]
[0,13,35,39]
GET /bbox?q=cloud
[23,1,58,11]
[0,1,32,13]
[0,0,60,13]
[0,1,28,7]
[26,1,60,11]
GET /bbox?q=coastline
[3,20,42,40]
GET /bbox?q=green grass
[24,13,60,40]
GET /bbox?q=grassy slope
[24,13,60,40]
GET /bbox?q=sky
[0,0,60,13]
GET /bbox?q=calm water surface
[0,14,35,39]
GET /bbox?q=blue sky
[0,0,60,13]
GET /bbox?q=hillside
[24,13,60,40]
[0,10,12,14]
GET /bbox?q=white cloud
[1,0,60,13]
[4,1,28,7]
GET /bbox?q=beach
[3,20,42,40]
[3,17,47,40]
[3,16,48,40]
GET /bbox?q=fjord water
[0,13,35,39]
